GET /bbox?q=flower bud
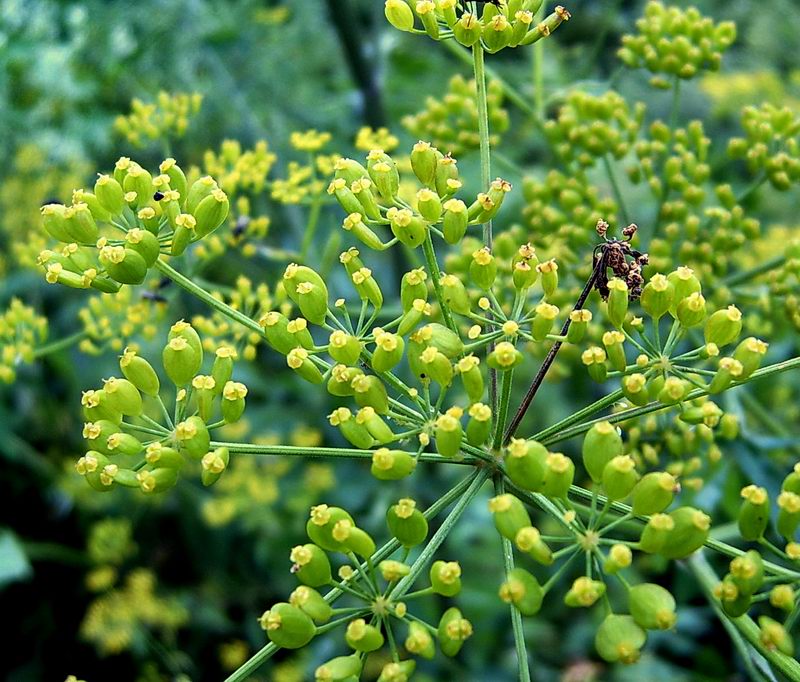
[704,305,742,347]
[631,472,677,515]
[315,654,362,682]
[346,618,384,653]
[290,543,332,587]
[499,567,543,616]
[387,498,428,547]
[371,448,416,481]
[738,485,769,541]
[582,421,623,483]
[595,614,647,664]
[505,438,548,491]
[430,560,462,597]
[259,602,315,649]
[602,455,640,501]
[629,584,677,630]
[488,341,523,370]
[541,452,574,498]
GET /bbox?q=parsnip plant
[21,1,800,680]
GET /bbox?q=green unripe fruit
[185,175,218,213]
[222,381,247,422]
[329,407,374,449]
[488,341,523,370]
[438,607,473,657]
[372,331,404,373]
[482,13,512,52]
[453,12,482,46]
[738,485,769,541]
[94,174,125,214]
[102,377,142,416]
[400,269,428,311]
[730,550,764,597]
[658,376,689,404]
[777,491,800,540]
[81,389,122,424]
[356,407,394,445]
[595,614,647,664]
[388,207,426,248]
[732,337,768,379]
[377,660,416,682]
[505,438,548,492]
[430,560,462,597]
[538,260,559,298]
[100,246,148,285]
[564,577,606,608]
[175,416,210,460]
[106,431,143,457]
[629,584,677,630]
[541,452,574,498]
[295,281,329,325]
[677,292,707,327]
[602,455,640,501]
[163,336,200,386]
[514,526,553,565]
[532,303,559,341]
[345,618,384,653]
[261,311,297,355]
[193,188,229,237]
[290,543,332,587]
[384,0,415,32]
[708,357,743,394]
[631,472,678,515]
[351,374,389,413]
[315,654,362,682]
[66,203,99,243]
[704,305,743,347]
[719,575,752,617]
[41,203,73,242]
[567,309,592,343]
[457,355,484,402]
[621,373,649,406]
[465,402,492,446]
[125,228,160,266]
[306,504,355,553]
[759,616,794,657]
[659,506,711,559]
[405,620,435,659]
[641,273,674,319]
[410,141,440,187]
[144,443,184,470]
[387,498,428,548]
[260,602,315,649]
[416,187,442,222]
[371,448,417,481]
[439,274,470,315]
[469,248,497,289]
[667,267,702,314]
[434,412,463,457]
[488,494,532,541]
[602,331,627,372]
[328,331,362,366]
[498,567,543,616]
[582,421,623,483]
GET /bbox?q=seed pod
[306,504,355,553]
[567,309,592,343]
[387,498,428,547]
[314,654,362,682]
[677,292,707,327]
[201,447,229,486]
[505,438,548,491]
[658,376,689,404]
[482,13,512,52]
[488,494,531,541]
[777,491,800,540]
[94,174,125,215]
[582,421,623,483]
[410,141,440,186]
[455,356,483,403]
[326,331,360,366]
[384,0,415,31]
[379,560,410,582]
[416,187,442,222]
[466,402,492,446]
[704,305,743,347]
[193,188,229,237]
[658,506,711,559]
[368,150,400,202]
[371,448,416,481]
[730,550,764,596]
[352,374,389,413]
[439,274,470,315]
[136,467,179,494]
[260,311,296,355]
[621,373,649,406]
[565,577,606,608]
[284,263,327,305]
[641,274,674,319]
[719,576,751,617]
[405,620,435,659]
[388,207,427,248]
[81,389,122,424]
[222,381,247,422]
[211,347,236,392]
[342,212,386,251]
[102,377,143,416]
[435,154,460,198]
[351,267,383,309]
[638,513,675,554]
[289,585,333,623]
[175,416,210,459]
[424,323,464,358]
[708,357,743,394]
[287,348,324,384]
[99,245,148,285]
[595,614,647,664]
[582,347,608,382]
[397,299,428,337]
[759,616,794,657]
[629,584,677,630]
[434,412,463,457]
[631,472,677,515]
[329,407,374,449]
[184,175,218,214]
[514,526,553,565]
[159,158,187,200]
[738,485,769,541]
[498,567,543,616]
[602,455,639,501]
[602,331,626,372]
[532,303,559,341]
[354,407,392,445]
[259,602,315,649]
[510,9,534,46]
[41,203,75,242]
[541,453,574,498]
[538,260,559,298]
[733,337,768,379]
[162,336,200,386]
[667,267,702,314]
[419,347,453,386]
[106,431,143,457]
[194,375,217,419]
[377,660,416,682]
[770,585,795,612]
[289,543,332,587]
[453,12,481,46]
[488,341,523,370]
[430,560,462,597]
[345,618,384,653]
[144,443,184,470]
[512,260,538,291]
[437,607,473,657]
[82,420,119,455]
[400,269,428,311]
[783,464,800,494]
[327,365,361,397]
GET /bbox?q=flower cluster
[618,1,736,87]
[0,298,48,383]
[77,288,162,355]
[114,91,203,147]
[402,74,508,156]
[76,322,247,494]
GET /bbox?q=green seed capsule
[439,274,470,315]
[582,421,623,483]
[416,187,442,222]
[193,188,229,237]
[400,269,428,311]
[582,346,608,382]
[437,607,473,657]
[287,348,324,384]
[631,472,677,515]
[708,357,743,394]
[453,12,482,46]
[505,438,548,492]
[629,584,677,630]
[222,381,247,422]
[435,154,460,197]
[327,365,362,397]
[136,467,179,494]
[732,337,768,379]
[176,416,210,460]
[65,203,99,243]
[564,577,607,608]
[356,407,394,444]
[410,141,440,186]
[488,494,532,541]
[730,550,764,597]
[719,575,752,617]
[488,341,523,370]
[259,602,316,649]
[738,485,769,541]
[405,620,435,659]
[567,309,592,343]
[306,504,355,553]
[595,614,647,664]
[41,204,74,242]
[315,654,362,682]
[159,158,187,200]
[602,331,627,372]
[759,617,794,657]
[430,560,462,597]
[346,618,384,653]
[329,407,374,449]
[541,453,574,498]
[677,292,707,327]
[658,506,711,559]
[384,0,415,31]
[387,498,428,548]
[200,446,229,486]
[434,411,463,457]
[94,174,125,215]
[602,455,640,501]
[185,175,218,214]
[377,660,416,682]
[106,431,143,457]
[639,513,675,554]
[641,273,674,320]
[100,246,148,285]
[367,151,400,201]
[704,305,743,347]
[777,491,800,540]
[81,389,122,424]
[125,228,160,266]
[192,375,215,420]
[352,374,389,413]
[295,281,329,325]
[261,311,296,355]
[371,448,416,481]
[499,567,543,616]
[102,377,143,416]
[466,402,492,446]
[290,543,332,587]
[667,267,702,314]
[514,526,553,565]
[144,443,184,469]
[388,207,427,248]
[621,373,649,406]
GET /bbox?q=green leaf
[0,529,32,589]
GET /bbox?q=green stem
[422,232,458,334]
[300,190,324,261]
[493,369,514,451]
[722,255,786,289]
[532,4,545,120]
[531,390,624,444]
[32,331,88,359]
